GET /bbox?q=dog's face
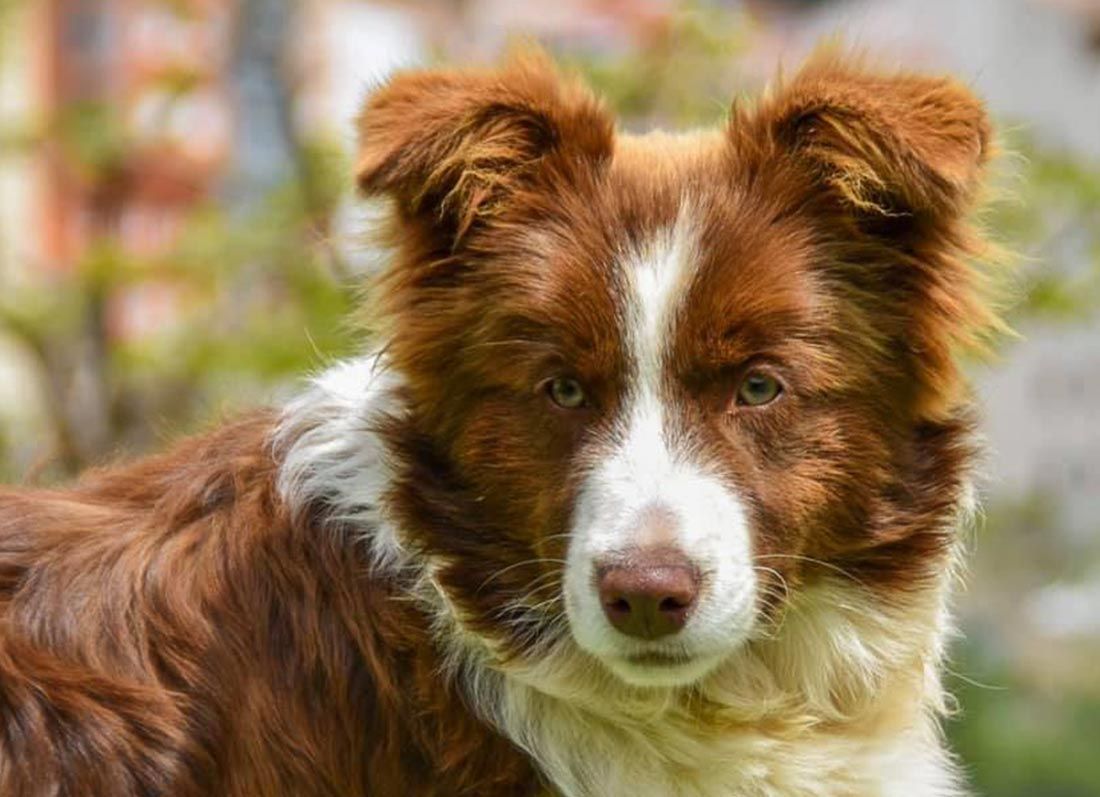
[359,53,995,687]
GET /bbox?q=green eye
[737,371,782,407]
[547,377,587,409]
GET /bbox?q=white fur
[629,209,695,388]
[564,391,758,688]
[565,210,758,688]
[467,579,962,797]
[274,353,408,571]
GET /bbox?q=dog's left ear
[751,50,991,221]
[356,52,613,240]
[739,51,1003,418]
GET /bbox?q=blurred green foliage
[947,489,1100,797]
[0,0,356,478]
[566,2,754,128]
[994,136,1100,324]
[0,100,355,476]
[952,644,1100,797]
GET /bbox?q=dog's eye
[546,377,587,409]
[736,371,782,407]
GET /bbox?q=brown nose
[596,549,700,640]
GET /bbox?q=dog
[0,48,1002,796]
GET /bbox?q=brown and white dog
[0,49,1002,796]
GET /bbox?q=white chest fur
[501,692,958,797]
[466,583,964,797]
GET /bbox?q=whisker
[525,594,564,613]
[752,565,791,601]
[503,578,564,611]
[754,554,868,589]
[477,558,568,592]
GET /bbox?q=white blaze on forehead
[564,203,758,688]
[607,204,699,493]
[627,206,699,395]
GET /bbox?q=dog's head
[358,50,999,688]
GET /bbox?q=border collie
[0,49,1002,796]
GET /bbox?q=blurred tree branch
[0,0,354,480]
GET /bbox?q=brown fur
[361,50,995,651]
[0,415,536,795]
[0,49,1002,795]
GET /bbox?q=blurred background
[0,1,1097,793]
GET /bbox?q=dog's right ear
[356,53,613,240]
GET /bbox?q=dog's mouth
[599,647,725,688]
[624,650,693,667]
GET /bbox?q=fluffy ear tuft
[735,49,1007,420]
[356,52,613,239]
[758,48,992,218]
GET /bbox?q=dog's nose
[596,549,699,640]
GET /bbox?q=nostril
[595,548,701,640]
[606,597,632,614]
[659,595,690,613]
